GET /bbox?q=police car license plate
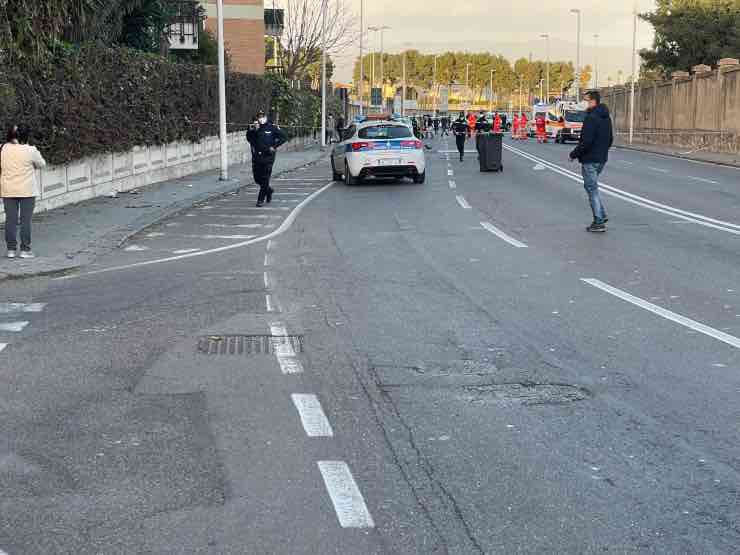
[378,159,401,166]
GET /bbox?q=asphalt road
[0,133,738,554]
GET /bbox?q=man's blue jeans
[581,162,607,224]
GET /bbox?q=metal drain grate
[197,335,304,355]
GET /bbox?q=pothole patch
[460,382,590,405]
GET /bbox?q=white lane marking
[582,278,740,350]
[291,394,334,437]
[193,214,281,219]
[264,253,274,267]
[448,180,456,189]
[172,248,201,254]
[204,223,264,229]
[266,294,276,312]
[447,169,454,176]
[480,221,528,248]
[195,206,215,210]
[0,303,46,314]
[456,195,471,210]
[145,232,166,238]
[124,245,149,252]
[180,234,257,240]
[504,144,740,235]
[57,182,334,279]
[617,160,634,165]
[533,163,546,171]
[647,167,669,173]
[264,271,272,289]
[270,322,303,374]
[0,343,7,353]
[0,322,29,332]
[688,176,719,185]
[267,239,275,251]
[317,461,374,528]
[272,192,311,196]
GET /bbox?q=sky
[331,0,657,86]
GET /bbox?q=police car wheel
[344,162,358,186]
[331,159,342,181]
[413,171,426,184]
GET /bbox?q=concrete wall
[0,132,314,224]
[600,63,740,154]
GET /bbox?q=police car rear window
[358,125,412,140]
[564,110,587,122]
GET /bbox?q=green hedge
[0,44,280,165]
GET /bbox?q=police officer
[247,110,287,207]
[452,112,468,162]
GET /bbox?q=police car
[331,117,426,185]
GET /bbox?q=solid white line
[582,278,740,350]
[480,221,528,248]
[504,144,740,234]
[688,176,719,185]
[448,180,456,189]
[291,394,334,437]
[0,303,46,314]
[0,322,29,332]
[0,343,7,353]
[172,248,201,254]
[56,182,334,279]
[317,461,374,528]
[456,195,471,209]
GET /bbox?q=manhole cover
[461,383,590,405]
[197,334,303,355]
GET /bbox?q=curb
[614,144,740,169]
[0,150,327,283]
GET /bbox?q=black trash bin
[478,133,503,172]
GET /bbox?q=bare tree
[279,0,356,80]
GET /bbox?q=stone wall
[601,60,740,154]
[0,133,315,224]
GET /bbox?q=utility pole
[541,33,550,103]
[465,63,471,109]
[320,0,327,147]
[629,9,637,145]
[489,69,495,112]
[593,34,600,89]
[216,0,228,180]
[570,8,581,101]
[433,55,438,113]
[402,50,406,116]
[518,75,524,114]
[359,0,364,115]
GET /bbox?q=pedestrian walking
[441,116,450,137]
[535,113,547,143]
[433,116,440,137]
[493,112,502,134]
[326,114,335,144]
[467,112,477,138]
[335,115,345,143]
[569,91,614,232]
[247,111,288,207]
[519,112,529,140]
[452,112,468,162]
[512,113,520,140]
[0,124,46,259]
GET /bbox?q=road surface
[1,134,739,554]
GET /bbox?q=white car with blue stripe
[331,119,426,185]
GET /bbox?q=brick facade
[203,0,265,75]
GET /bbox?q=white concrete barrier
[0,132,316,223]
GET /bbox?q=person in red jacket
[512,113,520,140]
[493,113,502,133]
[467,113,477,138]
[535,113,547,143]
[519,113,528,140]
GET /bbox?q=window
[564,110,587,123]
[358,125,413,140]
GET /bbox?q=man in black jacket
[570,91,614,232]
[452,113,468,162]
[247,111,288,207]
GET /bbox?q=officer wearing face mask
[246,110,288,207]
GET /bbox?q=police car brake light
[351,141,370,151]
[400,140,422,149]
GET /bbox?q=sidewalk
[0,147,326,282]
[613,140,740,168]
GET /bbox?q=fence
[601,59,740,154]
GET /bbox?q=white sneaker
[6,250,17,259]
[19,251,34,259]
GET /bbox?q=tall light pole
[518,75,524,114]
[465,63,471,109]
[320,0,327,148]
[629,8,638,145]
[368,25,390,111]
[593,33,600,89]
[570,8,581,101]
[401,50,406,116]
[489,68,495,112]
[216,0,228,180]
[359,0,364,115]
[540,33,550,103]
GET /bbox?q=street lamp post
[629,9,638,145]
[465,63,471,109]
[216,0,228,180]
[320,0,327,148]
[593,33,600,89]
[368,25,390,112]
[540,33,550,103]
[402,50,406,117]
[489,68,495,112]
[359,0,364,115]
[570,8,581,101]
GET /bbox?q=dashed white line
[688,176,719,185]
[172,248,201,254]
[582,278,740,350]
[124,245,149,252]
[264,253,274,267]
[267,239,276,251]
[317,461,374,528]
[291,394,334,437]
[0,322,29,332]
[204,223,265,229]
[0,343,7,353]
[456,195,471,209]
[447,169,454,176]
[480,221,528,248]
[0,303,46,314]
[647,167,669,173]
[264,271,272,290]
[448,180,456,189]
[265,294,276,312]
[181,234,257,240]
[270,322,303,374]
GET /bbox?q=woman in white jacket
[0,125,46,258]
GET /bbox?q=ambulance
[529,101,588,143]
